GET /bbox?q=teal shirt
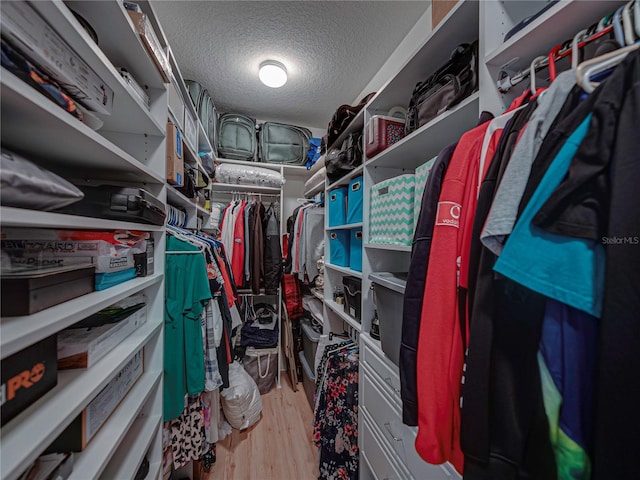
[494,114,605,318]
[164,236,212,421]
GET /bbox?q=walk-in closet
[1,1,638,479]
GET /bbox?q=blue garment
[494,115,605,317]
[538,299,598,480]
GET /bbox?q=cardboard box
[167,120,184,186]
[1,335,58,425]
[57,304,147,369]
[0,264,95,317]
[0,229,148,274]
[0,2,114,114]
[432,0,458,28]
[127,10,171,83]
[47,350,143,452]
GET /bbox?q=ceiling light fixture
[259,60,287,88]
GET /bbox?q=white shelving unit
[0,1,167,478]
[317,2,633,479]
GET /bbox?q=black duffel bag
[240,303,279,348]
[325,131,363,183]
[405,42,478,135]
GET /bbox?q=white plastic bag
[215,163,285,187]
[220,361,263,430]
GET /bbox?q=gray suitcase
[185,80,217,149]
[218,113,257,161]
[259,122,311,165]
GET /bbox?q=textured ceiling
[153,1,428,129]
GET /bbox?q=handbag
[242,346,279,395]
[405,42,478,135]
[326,92,375,148]
[325,131,363,183]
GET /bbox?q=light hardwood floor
[207,375,319,480]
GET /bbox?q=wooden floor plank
[207,375,318,480]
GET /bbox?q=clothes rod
[218,191,281,197]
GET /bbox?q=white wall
[353,6,433,104]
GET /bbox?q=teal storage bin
[346,176,363,224]
[329,230,350,267]
[328,187,347,227]
[349,228,363,272]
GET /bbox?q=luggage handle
[351,181,361,192]
[377,186,389,196]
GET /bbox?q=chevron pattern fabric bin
[414,157,436,230]
[370,174,415,246]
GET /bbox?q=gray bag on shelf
[0,149,84,211]
[218,113,257,161]
[259,122,311,165]
[185,80,218,148]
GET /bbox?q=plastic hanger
[571,28,589,70]
[622,1,637,45]
[635,0,640,37]
[613,6,626,46]
[576,42,640,93]
[529,55,547,96]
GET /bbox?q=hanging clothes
[263,203,282,294]
[164,235,212,421]
[314,342,359,480]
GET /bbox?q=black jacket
[263,203,282,295]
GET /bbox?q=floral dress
[313,347,359,480]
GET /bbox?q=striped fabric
[414,157,437,230]
[369,174,415,246]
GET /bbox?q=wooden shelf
[326,298,362,332]
[29,1,165,136]
[327,164,364,190]
[304,181,325,199]
[0,69,164,185]
[365,243,412,252]
[367,0,479,113]
[0,207,164,232]
[366,93,480,170]
[98,414,161,480]
[211,183,282,194]
[485,1,625,73]
[64,1,166,91]
[0,321,162,480]
[327,222,363,231]
[325,263,362,278]
[0,273,163,360]
[68,371,162,479]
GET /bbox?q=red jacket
[231,201,246,284]
[415,120,489,473]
